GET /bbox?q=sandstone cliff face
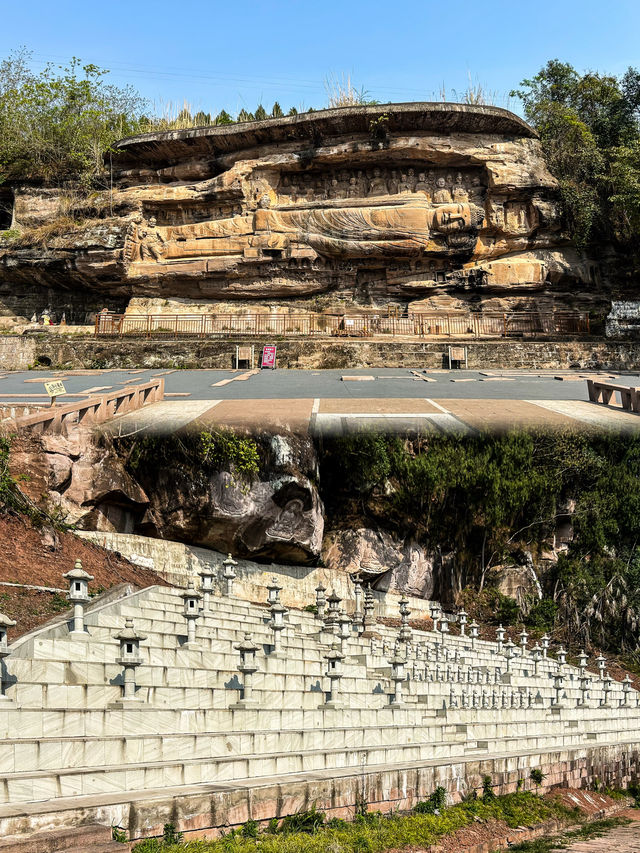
[0,103,603,320]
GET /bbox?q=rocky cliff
[0,102,603,323]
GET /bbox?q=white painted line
[425,399,450,414]
[312,398,320,414]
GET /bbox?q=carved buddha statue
[433,177,453,204]
[368,167,388,196]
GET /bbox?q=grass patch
[508,816,630,852]
[130,792,580,852]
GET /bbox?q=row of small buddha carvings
[277,167,484,204]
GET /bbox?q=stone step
[0,823,123,853]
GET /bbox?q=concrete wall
[3,335,640,370]
[76,530,434,617]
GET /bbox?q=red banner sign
[261,345,277,369]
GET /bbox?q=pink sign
[262,345,277,369]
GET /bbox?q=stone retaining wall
[3,335,640,370]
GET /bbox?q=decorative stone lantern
[351,573,363,616]
[458,609,468,636]
[198,564,215,611]
[0,612,16,701]
[267,575,282,606]
[323,641,345,708]
[222,554,238,597]
[495,624,505,653]
[232,633,259,709]
[540,634,550,658]
[182,580,202,649]
[114,618,146,702]
[352,606,364,635]
[399,597,412,644]
[63,559,94,636]
[439,613,450,645]
[556,645,567,667]
[504,638,516,672]
[601,672,612,707]
[578,671,590,708]
[315,583,327,619]
[389,647,406,708]
[469,620,479,650]
[338,610,352,651]
[552,671,565,708]
[430,603,441,633]
[578,650,588,673]
[596,654,606,680]
[519,628,528,655]
[324,589,342,634]
[363,585,375,629]
[622,675,633,707]
[269,600,287,656]
[531,643,542,676]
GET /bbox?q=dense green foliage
[129,792,577,852]
[512,60,640,263]
[320,431,640,651]
[0,49,146,185]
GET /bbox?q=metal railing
[95,311,590,339]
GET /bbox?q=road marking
[312,398,320,414]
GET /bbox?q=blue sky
[2,0,639,118]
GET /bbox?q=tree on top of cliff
[512,60,640,265]
[0,48,146,186]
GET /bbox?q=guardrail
[95,311,590,339]
[587,379,640,413]
[11,379,164,435]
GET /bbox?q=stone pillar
[338,610,352,652]
[439,613,449,647]
[198,565,215,611]
[552,671,565,708]
[519,628,528,656]
[267,575,282,606]
[232,633,259,709]
[399,597,412,644]
[182,580,202,649]
[315,583,326,619]
[389,647,406,708]
[504,639,516,672]
[0,612,16,701]
[222,554,238,597]
[324,589,342,634]
[531,643,542,676]
[458,609,468,636]
[269,601,287,656]
[469,620,479,650]
[596,654,607,681]
[363,585,375,629]
[63,559,94,636]
[323,641,345,709]
[352,573,363,617]
[114,618,146,702]
[430,603,441,633]
[496,624,505,653]
[556,646,567,667]
[601,672,612,708]
[622,675,632,707]
[541,633,550,658]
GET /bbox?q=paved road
[3,368,639,435]
[551,818,640,852]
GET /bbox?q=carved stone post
[267,575,282,606]
[469,620,479,650]
[596,654,607,681]
[458,609,468,636]
[324,589,342,634]
[198,565,215,611]
[182,581,202,649]
[531,643,542,676]
[519,628,528,656]
[556,646,567,667]
[315,583,326,619]
[352,573,363,617]
[504,638,515,672]
[540,634,550,658]
[430,603,441,633]
[389,647,406,708]
[0,612,16,701]
[232,633,259,709]
[323,641,345,708]
[338,610,352,652]
[114,618,146,702]
[222,554,237,597]
[439,613,449,647]
[399,597,412,644]
[269,600,287,656]
[63,560,94,636]
[496,624,505,653]
[601,672,612,708]
[363,585,375,629]
[622,675,632,707]
[552,671,565,708]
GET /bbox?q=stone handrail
[587,379,640,413]
[11,378,164,434]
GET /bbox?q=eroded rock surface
[0,103,603,320]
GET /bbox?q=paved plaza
[1,367,637,434]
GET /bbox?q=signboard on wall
[261,345,277,369]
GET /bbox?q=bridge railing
[11,379,164,435]
[95,311,590,339]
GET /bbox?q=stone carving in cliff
[0,103,603,317]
